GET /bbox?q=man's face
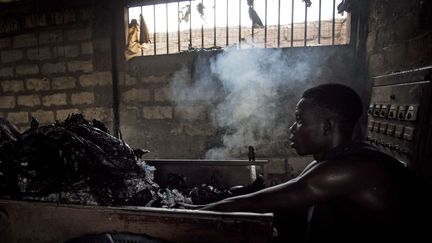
[288,98,328,156]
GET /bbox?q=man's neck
[313,139,354,162]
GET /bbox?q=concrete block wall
[366,0,432,76]
[0,1,113,132]
[120,53,216,158]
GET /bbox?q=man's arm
[199,160,357,213]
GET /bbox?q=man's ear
[323,118,335,136]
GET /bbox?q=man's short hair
[302,83,363,127]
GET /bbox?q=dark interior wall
[365,0,432,182]
[366,0,432,76]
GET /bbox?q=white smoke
[170,46,318,159]
[169,57,220,104]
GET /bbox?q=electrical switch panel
[367,68,432,169]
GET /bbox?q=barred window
[125,0,350,58]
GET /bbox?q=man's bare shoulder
[297,156,394,192]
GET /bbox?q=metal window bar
[332,0,336,45]
[291,0,294,47]
[264,0,267,48]
[128,0,348,56]
[238,0,241,48]
[318,0,321,44]
[189,0,192,48]
[201,0,204,47]
[277,0,280,48]
[166,1,169,53]
[153,2,156,55]
[177,1,180,52]
[304,1,307,46]
[214,0,216,47]
[251,1,254,41]
[226,0,228,46]
[140,6,144,56]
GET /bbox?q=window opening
[125,0,351,58]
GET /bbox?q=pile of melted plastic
[0,114,191,207]
[0,114,264,207]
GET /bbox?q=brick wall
[0,1,113,131]
[366,0,432,76]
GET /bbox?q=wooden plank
[0,199,273,243]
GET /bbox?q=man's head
[289,83,363,157]
[302,83,363,131]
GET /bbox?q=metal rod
[226,0,229,46]
[166,1,169,53]
[199,0,202,47]
[141,6,144,56]
[291,0,294,47]
[189,0,192,48]
[304,1,307,46]
[332,0,336,45]
[153,2,156,55]
[264,0,267,48]
[318,0,321,44]
[277,0,281,48]
[251,1,254,41]
[214,0,216,47]
[178,1,180,52]
[239,0,242,48]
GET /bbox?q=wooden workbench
[0,199,273,243]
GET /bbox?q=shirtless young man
[195,83,426,242]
